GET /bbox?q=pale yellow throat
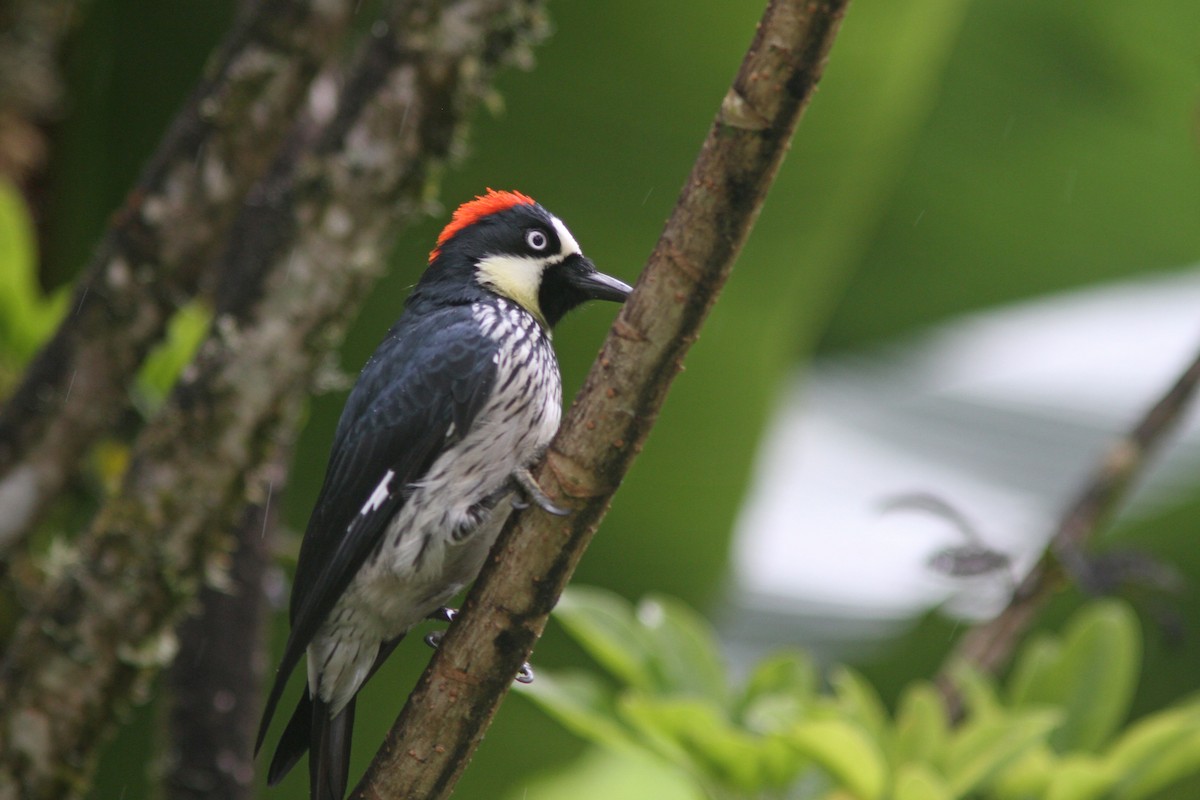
[476,254,553,329]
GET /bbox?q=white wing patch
[361,469,395,517]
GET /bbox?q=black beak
[566,256,633,303]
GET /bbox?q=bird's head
[420,189,632,328]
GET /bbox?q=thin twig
[351,1,852,796]
[936,345,1200,719]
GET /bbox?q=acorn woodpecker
[255,190,631,800]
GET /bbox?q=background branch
[0,1,548,796]
[0,0,356,554]
[161,447,287,800]
[0,0,74,197]
[352,1,851,796]
[936,345,1200,719]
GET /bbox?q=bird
[255,189,631,800]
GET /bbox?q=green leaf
[554,586,656,690]
[1044,755,1112,800]
[0,180,66,365]
[136,301,212,408]
[892,682,949,767]
[1104,702,1200,799]
[948,661,1004,722]
[787,719,888,800]
[618,695,790,791]
[501,746,703,800]
[989,745,1056,800]
[735,650,817,734]
[636,594,728,703]
[1007,600,1140,752]
[517,669,642,755]
[1008,635,1061,703]
[943,710,1061,796]
[831,667,889,742]
[893,763,954,800]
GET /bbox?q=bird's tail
[267,688,312,786]
[311,696,355,800]
[263,636,404,797]
[266,689,354,800]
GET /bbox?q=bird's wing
[257,310,497,751]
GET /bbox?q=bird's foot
[510,467,570,516]
[422,607,456,648]
[422,614,535,684]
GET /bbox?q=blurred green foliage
[0,175,206,407]
[822,0,1200,350]
[0,180,66,384]
[520,589,1200,800]
[0,0,1196,797]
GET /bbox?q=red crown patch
[429,189,536,263]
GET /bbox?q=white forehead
[551,216,582,258]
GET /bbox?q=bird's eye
[525,229,549,251]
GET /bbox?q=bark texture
[161,451,285,800]
[0,1,548,796]
[0,0,356,555]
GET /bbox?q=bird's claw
[424,608,456,648]
[422,618,536,684]
[511,468,570,516]
[427,606,458,623]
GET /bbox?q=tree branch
[0,1,548,796]
[161,449,286,800]
[936,345,1200,719]
[0,0,73,191]
[0,0,357,555]
[352,1,852,797]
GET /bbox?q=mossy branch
[0,0,356,555]
[0,1,548,797]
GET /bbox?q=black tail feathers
[267,688,312,786]
[261,636,403,798]
[266,690,354,800]
[311,696,355,800]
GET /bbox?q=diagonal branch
[0,0,357,555]
[936,344,1200,719]
[351,1,852,797]
[0,1,548,796]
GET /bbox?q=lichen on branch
[0,1,549,797]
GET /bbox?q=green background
[2,0,1198,797]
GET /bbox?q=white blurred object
[726,267,1200,659]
